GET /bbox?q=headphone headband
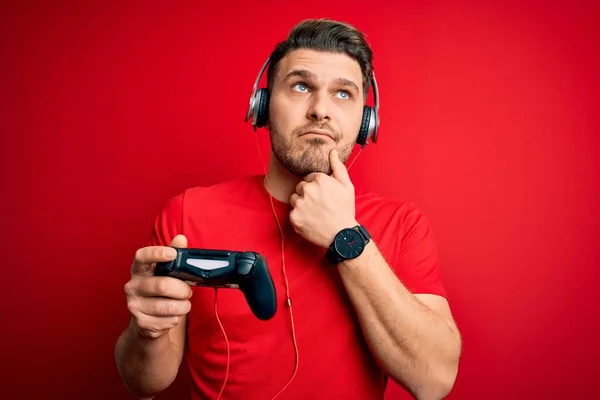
[370,72,380,143]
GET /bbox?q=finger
[135,276,193,300]
[303,172,326,183]
[290,193,300,208]
[139,298,192,318]
[170,234,188,248]
[295,181,308,196]
[132,246,177,277]
[329,149,351,185]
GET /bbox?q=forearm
[338,241,461,400]
[114,319,182,399]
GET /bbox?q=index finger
[329,149,351,185]
[131,246,177,276]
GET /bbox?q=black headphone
[245,56,380,148]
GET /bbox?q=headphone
[245,56,380,148]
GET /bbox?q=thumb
[329,149,351,184]
[169,234,188,248]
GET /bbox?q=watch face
[334,228,365,259]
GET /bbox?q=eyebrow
[333,77,360,94]
[284,69,314,81]
[283,69,360,94]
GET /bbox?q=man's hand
[289,149,358,248]
[124,234,193,340]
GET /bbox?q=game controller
[155,248,277,320]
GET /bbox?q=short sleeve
[148,193,184,247]
[392,203,447,298]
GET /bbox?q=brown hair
[266,18,373,96]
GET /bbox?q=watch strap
[325,244,343,265]
[356,224,371,241]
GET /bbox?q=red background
[1,1,599,399]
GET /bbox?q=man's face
[267,49,365,177]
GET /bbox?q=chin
[296,161,332,177]
[306,165,331,175]
[281,155,330,177]
[273,137,349,177]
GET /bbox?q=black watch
[325,225,372,266]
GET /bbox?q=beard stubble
[269,122,354,177]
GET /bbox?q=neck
[263,151,302,204]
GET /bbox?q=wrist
[129,318,170,344]
[325,222,371,266]
[339,240,376,269]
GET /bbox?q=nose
[306,91,331,123]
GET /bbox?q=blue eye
[292,83,308,92]
[337,91,350,99]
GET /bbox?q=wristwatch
[325,225,371,265]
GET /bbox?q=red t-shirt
[149,174,446,399]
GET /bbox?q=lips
[300,130,334,140]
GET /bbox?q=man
[115,18,462,400]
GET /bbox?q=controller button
[201,270,212,278]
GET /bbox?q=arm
[115,194,190,398]
[115,314,187,399]
[338,239,461,400]
[289,150,461,399]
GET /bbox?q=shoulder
[189,174,260,199]
[149,174,260,245]
[356,190,422,215]
[356,190,446,297]
[356,190,429,230]
[355,189,438,254]
[163,174,261,210]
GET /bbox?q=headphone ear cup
[255,88,270,128]
[357,106,373,146]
